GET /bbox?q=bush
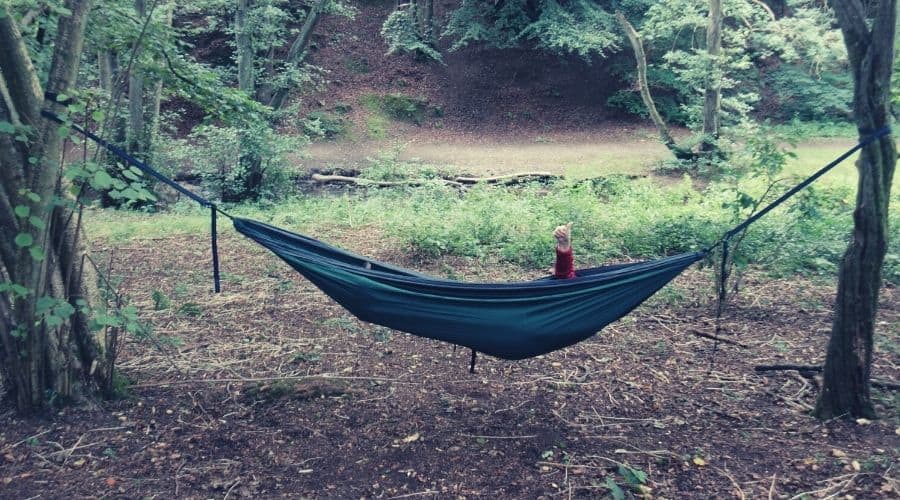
[303,111,346,139]
[158,122,303,202]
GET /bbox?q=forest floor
[1,226,898,498]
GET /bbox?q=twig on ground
[460,434,537,440]
[713,466,746,500]
[689,329,748,348]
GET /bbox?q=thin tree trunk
[700,0,722,154]
[615,12,693,161]
[127,0,147,159]
[98,51,114,93]
[236,0,254,94]
[267,0,327,111]
[422,0,434,47]
[814,0,896,420]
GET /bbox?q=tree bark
[236,0,254,94]
[700,0,722,154]
[127,0,146,159]
[814,0,896,420]
[615,12,694,162]
[266,0,327,111]
[0,0,107,413]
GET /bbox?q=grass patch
[87,143,900,285]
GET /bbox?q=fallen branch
[310,173,462,187]
[755,365,900,391]
[453,171,559,184]
[689,329,748,348]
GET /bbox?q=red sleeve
[554,247,576,279]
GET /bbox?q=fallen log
[453,171,560,184]
[310,173,463,187]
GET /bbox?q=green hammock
[235,218,705,359]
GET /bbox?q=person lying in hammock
[553,223,576,279]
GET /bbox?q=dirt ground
[1,227,897,499]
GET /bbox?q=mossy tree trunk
[0,0,108,413]
[814,0,896,420]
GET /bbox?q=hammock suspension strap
[40,107,230,294]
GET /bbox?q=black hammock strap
[41,106,891,297]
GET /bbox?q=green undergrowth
[87,173,900,285]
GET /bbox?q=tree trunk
[814,0,896,420]
[0,0,108,414]
[127,13,145,157]
[700,0,722,154]
[422,0,434,47]
[236,0,254,94]
[615,12,694,162]
[266,0,328,111]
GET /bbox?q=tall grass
[87,172,900,284]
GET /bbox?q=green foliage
[381,6,442,62]
[303,111,347,140]
[361,93,431,125]
[633,0,849,129]
[443,0,620,58]
[151,290,171,311]
[158,121,302,201]
[764,64,851,121]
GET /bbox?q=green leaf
[25,192,40,202]
[57,126,70,139]
[29,246,45,262]
[28,216,46,230]
[605,477,625,500]
[93,170,113,189]
[0,121,14,134]
[35,296,58,315]
[14,233,33,248]
[55,93,69,102]
[14,205,30,218]
[91,110,104,121]
[618,464,647,485]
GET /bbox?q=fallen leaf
[831,449,847,458]
[401,432,420,443]
[850,460,860,472]
[106,478,117,487]
[693,457,707,466]
[71,458,86,468]
[855,418,872,425]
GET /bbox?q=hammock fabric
[235,218,704,359]
[41,107,891,361]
